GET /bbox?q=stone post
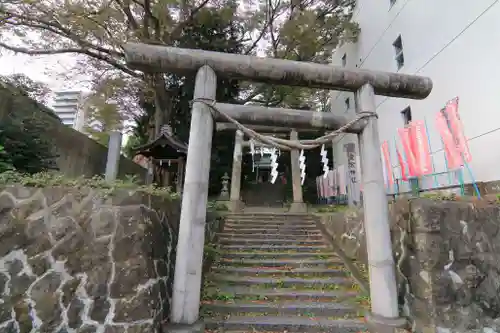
[229,130,244,211]
[176,157,185,194]
[145,158,154,185]
[344,142,361,207]
[289,129,307,213]
[219,173,229,199]
[355,84,405,333]
[170,65,216,331]
[105,131,122,182]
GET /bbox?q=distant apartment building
[52,90,86,131]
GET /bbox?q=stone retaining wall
[0,186,224,333]
[316,199,500,333]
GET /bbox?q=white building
[52,90,87,131]
[330,0,500,191]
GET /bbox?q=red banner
[411,120,433,176]
[398,128,418,177]
[396,146,408,181]
[436,112,462,170]
[381,141,393,186]
[444,97,472,163]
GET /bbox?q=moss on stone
[12,299,32,333]
[0,171,178,199]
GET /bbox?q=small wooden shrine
[133,124,188,192]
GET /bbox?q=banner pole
[462,156,480,198]
[424,118,440,189]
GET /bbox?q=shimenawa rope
[191,98,377,151]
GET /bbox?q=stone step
[222,227,322,235]
[219,258,342,268]
[210,275,351,288]
[207,286,361,302]
[224,223,318,230]
[224,218,315,225]
[223,224,318,231]
[211,266,347,278]
[204,301,358,317]
[221,244,329,252]
[220,252,336,260]
[217,233,323,240]
[219,238,324,246]
[226,213,313,219]
[204,315,367,332]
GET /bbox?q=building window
[341,53,347,67]
[401,106,412,125]
[393,35,404,70]
[345,97,350,112]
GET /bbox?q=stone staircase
[202,212,369,332]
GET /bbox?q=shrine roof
[133,125,188,159]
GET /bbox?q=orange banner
[398,127,418,177]
[444,97,472,163]
[396,146,408,181]
[411,120,433,176]
[436,112,462,170]
[381,141,393,186]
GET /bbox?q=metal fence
[388,169,465,197]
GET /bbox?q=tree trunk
[152,73,171,136]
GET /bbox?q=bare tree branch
[1,11,123,57]
[0,42,140,78]
[163,0,210,44]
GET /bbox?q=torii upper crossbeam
[124,43,432,100]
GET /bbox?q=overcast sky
[0,53,133,144]
[0,53,80,90]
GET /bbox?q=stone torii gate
[217,123,324,212]
[123,43,433,333]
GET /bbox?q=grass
[313,204,350,213]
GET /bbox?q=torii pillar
[228,130,244,212]
[289,129,307,213]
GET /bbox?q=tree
[0,0,240,135]
[0,114,58,174]
[0,77,59,174]
[1,73,51,106]
[0,144,14,173]
[0,0,359,195]
[125,6,244,194]
[83,77,126,146]
[238,0,359,109]
[0,0,358,126]
[123,134,146,159]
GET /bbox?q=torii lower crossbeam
[213,103,365,132]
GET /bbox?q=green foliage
[123,134,147,159]
[237,0,360,109]
[207,200,229,212]
[129,8,243,195]
[203,244,221,265]
[0,170,179,199]
[421,192,457,201]
[83,77,127,146]
[315,205,349,213]
[0,144,14,173]
[0,113,58,174]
